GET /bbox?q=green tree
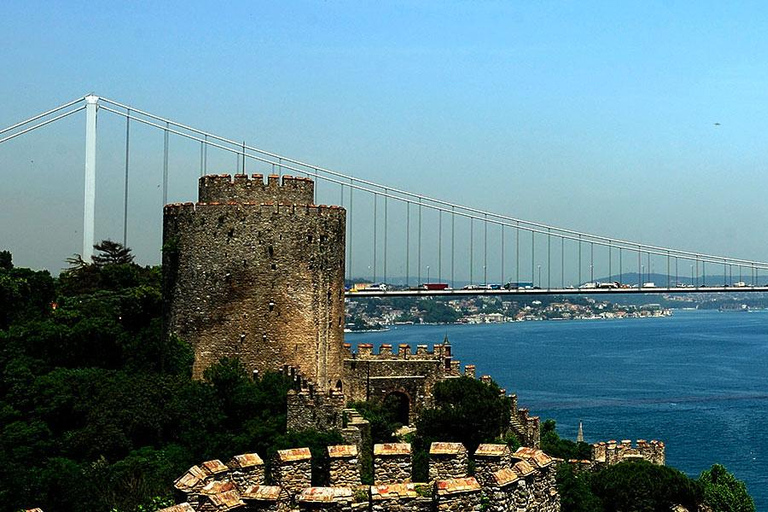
[590,460,701,512]
[557,463,603,512]
[416,376,511,453]
[698,464,755,512]
[92,239,135,267]
[540,419,591,460]
[0,250,12,270]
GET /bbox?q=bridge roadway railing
[3,94,768,287]
[346,286,768,298]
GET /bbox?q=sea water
[346,310,768,509]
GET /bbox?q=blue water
[346,310,768,509]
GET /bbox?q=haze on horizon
[2,1,768,279]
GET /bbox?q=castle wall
[163,174,346,390]
[590,439,665,467]
[429,443,468,481]
[172,444,560,512]
[373,443,412,485]
[342,343,458,423]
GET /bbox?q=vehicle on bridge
[504,282,534,290]
[420,283,450,291]
[463,284,493,290]
[350,282,388,292]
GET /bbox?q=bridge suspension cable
[3,94,768,284]
[91,98,768,272]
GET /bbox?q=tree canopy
[699,463,755,512]
[0,245,334,512]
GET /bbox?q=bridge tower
[163,174,347,390]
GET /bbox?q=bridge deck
[346,286,768,298]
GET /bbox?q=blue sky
[2,1,768,279]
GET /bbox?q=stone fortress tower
[163,173,347,390]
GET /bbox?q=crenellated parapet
[198,173,314,205]
[351,343,452,361]
[342,342,462,425]
[163,175,346,388]
[591,439,665,467]
[166,442,560,512]
[507,394,541,448]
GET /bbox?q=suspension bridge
[2,94,767,296]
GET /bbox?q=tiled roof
[230,453,264,468]
[492,468,520,487]
[474,444,510,458]
[174,465,208,491]
[206,490,244,511]
[370,483,419,500]
[201,481,236,495]
[374,443,411,456]
[328,444,358,458]
[429,442,466,455]
[157,504,195,512]
[241,485,284,501]
[276,447,311,462]
[297,487,353,503]
[513,460,536,477]
[201,459,229,475]
[435,477,481,496]
[514,447,555,468]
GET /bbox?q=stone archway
[383,391,411,426]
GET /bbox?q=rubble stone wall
[163,174,346,390]
[591,439,665,466]
[168,444,560,512]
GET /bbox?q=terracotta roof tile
[514,447,555,468]
[328,444,358,458]
[174,465,208,491]
[370,483,419,500]
[241,485,284,501]
[229,453,264,469]
[492,468,520,487]
[513,460,536,477]
[430,442,467,455]
[374,443,411,456]
[201,481,236,495]
[157,504,195,512]
[474,444,510,458]
[201,459,229,475]
[297,487,353,503]
[276,447,311,462]
[206,490,244,510]
[435,477,481,495]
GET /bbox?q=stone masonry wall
[591,439,665,467]
[168,444,559,512]
[328,445,361,487]
[272,448,312,497]
[199,174,314,205]
[343,343,458,423]
[435,477,483,512]
[287,388,346,432]
[163,174,346,390]
[373,444,412,485]
[429,443,468,481]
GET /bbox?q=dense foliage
[410,376,512,480]
[0,247,332,512]
[699,463,755,512]
[540,419,592,460]
[557,451,754,512]
[416,376,511,453]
